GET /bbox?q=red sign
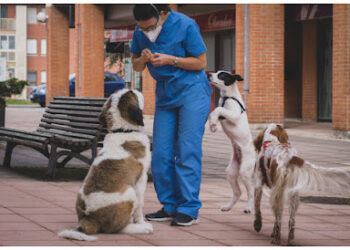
[192,9,235,32]
[109,24,136,42]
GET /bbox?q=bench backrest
[37,96,108,143]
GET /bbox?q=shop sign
[110,27,135,42]
[192,9,235,32]
[296,4,332,21]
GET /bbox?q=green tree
[0,78,28,126]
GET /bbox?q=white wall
[15,5,27,99]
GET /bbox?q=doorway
[317,18,332,121]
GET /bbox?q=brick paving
[0,105,350,246]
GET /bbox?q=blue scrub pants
[151,87,211,219]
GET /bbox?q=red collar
[262,140,272,150]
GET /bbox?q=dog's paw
[271,238,281,245]
[243,209,251,214]
[254,219,262,232]
[220,204,232,212]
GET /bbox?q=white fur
[208,70,256,213]
[78,186,137,215]
[58,90,152,242]
[58,230,97,241]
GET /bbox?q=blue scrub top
[130,10,212,108]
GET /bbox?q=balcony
[0,18,15,31]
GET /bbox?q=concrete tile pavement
[0,176,350,246]
[0,106,350,246]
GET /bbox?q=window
[8,68,15,78]
[0,35,15,50]
[27,7,37,24]
[41,71,46,84]
[27,72,37,86]
[27,39,37,55]
[8,36,15,49]
[0,35,7,49]
[0,6,7,18]
[41,39,46,55]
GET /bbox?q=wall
[333,4,350,136]
[236,4,285,124]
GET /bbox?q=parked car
[30,72,125,107]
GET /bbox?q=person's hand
[140,49,153,63]
[150,53,174,67]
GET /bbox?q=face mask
[144,25,162,42]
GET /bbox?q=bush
[0,78,28,108]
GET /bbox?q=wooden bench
[0,96,107,178]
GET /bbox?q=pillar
[75,4,104,97]
[333,4,350,137]
[46,5,69,105]
[236,4,285,124]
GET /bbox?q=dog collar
[112,128,137,133]
[262,140,272,150]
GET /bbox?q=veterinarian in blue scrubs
[131,4,212,226]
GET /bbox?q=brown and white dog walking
[58,89,153,241]
[207,70,256,213]
[253,124,350,245]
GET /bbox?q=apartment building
[0,4,47,98]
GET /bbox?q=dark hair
[133,4,170,21]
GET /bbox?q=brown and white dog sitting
[208,71,256,213]
[253,124,350,246]
[58,89,152,241]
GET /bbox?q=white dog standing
[207,70,256,213]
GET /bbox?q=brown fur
[270,125,289,144]
[122,140,146,159]
[253,128,266,152]
[100,97,113,130]
[288,156,304,168]
[269,160,279,186]
[118,91,144,126]
[77,201,134,234]
[83,158,143,195]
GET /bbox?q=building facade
[3,4,350,136]
[0,4,47,98]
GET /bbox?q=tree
[0,78,28,127]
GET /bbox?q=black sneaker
[171,213,198,226]
[145,208,173,222]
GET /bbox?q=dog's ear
[127,104,144,126]
[99,96,112,124]
[118,91,144,127]
[253,128,266,152]
[275,124,289,143]
[234,74,244,81]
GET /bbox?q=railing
[0,18,15,31]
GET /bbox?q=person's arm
[150,52,207,71]
[132,54,147,72]
[132,48,154,72]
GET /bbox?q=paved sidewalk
[0,106,350,246]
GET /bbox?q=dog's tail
[286,161,350,194]
[58,229,97,241]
